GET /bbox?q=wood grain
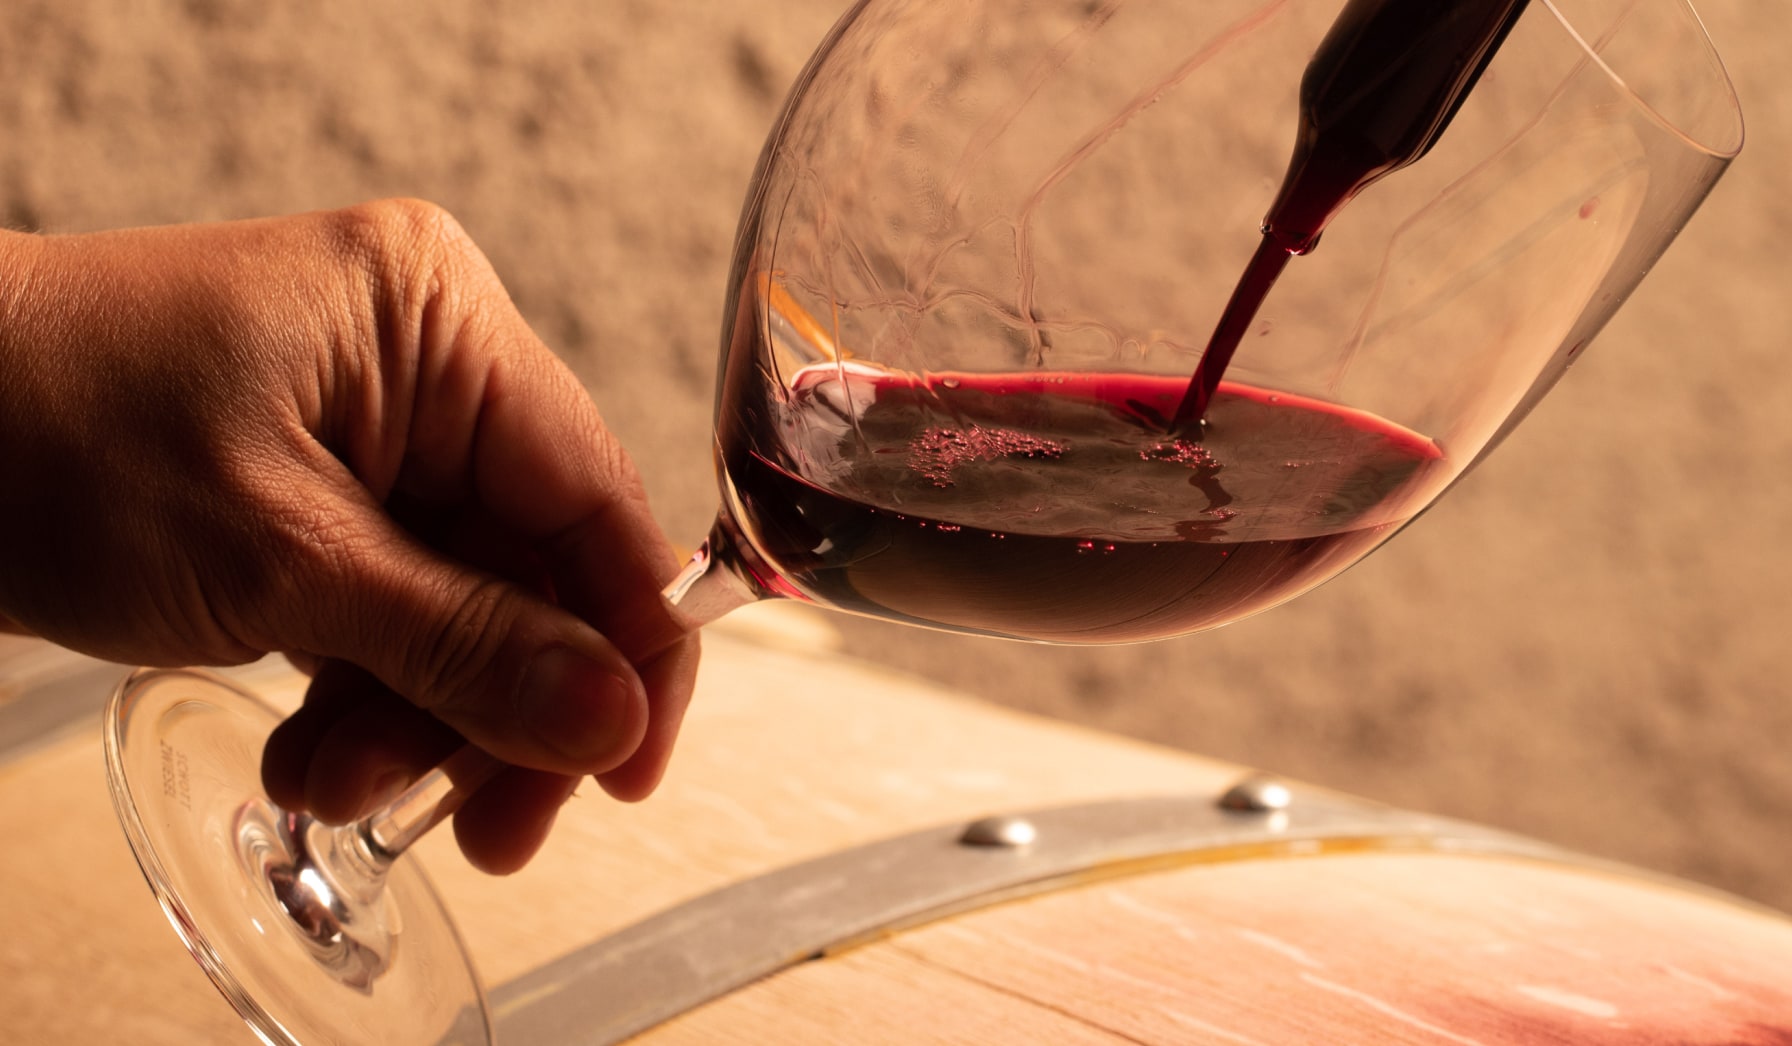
[5,611,1791,1043]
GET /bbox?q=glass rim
[1541,0,1745,159]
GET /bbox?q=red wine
[1172,0,1532,429]
[718,364,1444,644]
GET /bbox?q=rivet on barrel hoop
[959,814,1038,848]
[1218,774,1293,814]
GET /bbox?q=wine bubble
[910,424,1064,486]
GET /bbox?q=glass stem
[356,746,504,864]
[347,525,760,865]
[662,533,762,631]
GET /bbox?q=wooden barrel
[3,608,1789,1043]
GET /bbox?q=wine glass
[668,0,1743,640]
[106,0,1739,1042]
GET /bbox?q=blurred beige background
[3,0,1786,911]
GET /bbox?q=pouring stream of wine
[1169,0,1533,433]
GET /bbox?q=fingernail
[521,646,641,764]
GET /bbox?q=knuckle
[321,198,503,372]
[322,198,477,306]
[328,198,457,258]
[400,576,520,715]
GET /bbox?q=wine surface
[720,364,1444,643]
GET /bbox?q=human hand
[0,200,700,872]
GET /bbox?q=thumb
[272,491,652,777]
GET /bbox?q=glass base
[104,668,491,1045]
